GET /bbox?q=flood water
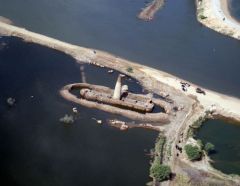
[0,0,240,178]
[196,120,240,174]
[0,0,240,97]
[229,0,240,21]
[0,37,158,186]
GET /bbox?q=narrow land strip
[0,21,239,123]
[138,0,164,21]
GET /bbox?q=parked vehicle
[196,87,206,95]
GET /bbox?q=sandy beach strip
[196,0,240,40]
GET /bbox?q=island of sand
[138,0,165,21]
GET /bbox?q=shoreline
[223,0,240,24]
[196,0,240,40]
[0,21,240,185]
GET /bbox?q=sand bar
[138,0,164,21]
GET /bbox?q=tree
[204,142,215,154]
[126,67,133,73]
[184,144,202,161]
[150,161,171,182]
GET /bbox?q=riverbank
[196,0,240,40]
[1,21,240,185]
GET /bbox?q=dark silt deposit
[196,120,240,175]
[0,37,158,186]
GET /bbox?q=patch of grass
[199,15,207,20]
[154,134,166,162]
[184,144,202,161]
[166,141,172,160]
[150,160,171,182]
[149,134,170,182]
[187,115,208,138]
[126,66,133,73]
[204,142,215,155]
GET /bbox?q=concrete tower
[113,74,123,99]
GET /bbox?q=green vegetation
[187,115,208,138]
[150,134,171,182]
[204,142,215,155]
[155,135,166,162]
[150,160,171,182]
[166,141,173,160]
[184,144,202,161]
[126,67,133,73]
[199,15,207,20]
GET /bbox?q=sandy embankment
[0,16,13,25]
[196,0,240,40]
[0,21,240,123]
[141,68,240,123]
[138,0,164,21]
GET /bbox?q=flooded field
[0,37,158,186]
[0,0,240,182]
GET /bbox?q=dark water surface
[0,37,158,186]
[229,0,240,21]
[1,0,240,178]
[196,120,240,174]
[0,0,240,97]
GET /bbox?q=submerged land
[138,0,165,21]
[0,0,240,185]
